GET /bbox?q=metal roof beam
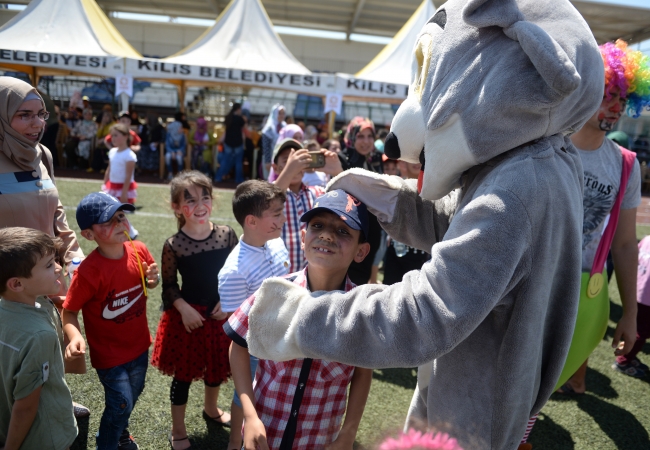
[347,0,367,40]
[205,0,219,15]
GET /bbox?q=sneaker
[629,357,650,372]
[118,429,139,450]
[73,402,90,418]
[612,361,647,378]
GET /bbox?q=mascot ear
[463,0,580,97]
[502,22,580,97]
[462,0,522,28]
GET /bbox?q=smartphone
[308,151,326,169]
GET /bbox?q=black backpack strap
[278,358,313,450]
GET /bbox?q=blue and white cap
[300,189,369,239]
[76,192,135,230]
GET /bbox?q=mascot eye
[428,9,446,29]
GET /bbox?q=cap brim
[300,207,363,232]
[97,203,135,225]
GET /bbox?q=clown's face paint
[591,87,626,132]
[174,185,213,226]
[90,211,130,244]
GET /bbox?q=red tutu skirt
[151,304,232,385]
[102,181,137,204]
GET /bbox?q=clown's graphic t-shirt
[578,137,641,272]
[64,240,154,369]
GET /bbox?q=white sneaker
[129,225,139,240]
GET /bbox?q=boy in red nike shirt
[62,192,159,450]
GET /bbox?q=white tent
[355,0,435,86]
[0,0,138,79]
[125,0,336,95]
[166,0,308,75]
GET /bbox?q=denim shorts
[233,354,259,408]
[95,350,148,449]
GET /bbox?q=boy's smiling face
[301,211,370,272]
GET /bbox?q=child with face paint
[101,123,139,239]
[150,171,238,449]
[63,192,159,449]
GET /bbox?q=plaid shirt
[224,268,357,449]
[281,184,325,272]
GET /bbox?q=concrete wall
[0,10,384,74]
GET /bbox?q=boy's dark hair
[232,180,286,227]
[0,228,62,295]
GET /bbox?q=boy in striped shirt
[218,180,290,450]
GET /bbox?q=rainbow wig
[600,39,650,118]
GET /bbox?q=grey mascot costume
[246,0,604,448]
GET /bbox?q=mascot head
[385,0,604,200]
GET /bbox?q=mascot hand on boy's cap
[248,278,309,361]
[382,0,602,201]
[326,168,406,224]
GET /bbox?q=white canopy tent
[0,0,139,81]
[125,0,337,96]
[356,0,435,86]
[333,0,435,103]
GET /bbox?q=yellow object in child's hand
[124,231,148,297]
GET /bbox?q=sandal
[202,409,231,427]
[612,361,647,378]
[168,432,192,450]
[555,382,584,396]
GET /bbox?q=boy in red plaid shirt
[224,189,373,449]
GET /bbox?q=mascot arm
[248,187,531,367]
[327,168,457,252]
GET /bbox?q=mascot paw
[326,168,403,222]
[248,278,311,361]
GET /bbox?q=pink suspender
[589,147,636,277]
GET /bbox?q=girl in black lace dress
[151,171,237,449]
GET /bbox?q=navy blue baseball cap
[76,192,135,230]
[300,189,369,239]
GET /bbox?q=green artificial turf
[54,178,650,449]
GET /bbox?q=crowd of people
[0,34,650,450]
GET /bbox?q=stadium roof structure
[86,0,650,44]
[0,0,139,77]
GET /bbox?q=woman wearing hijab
[189,116,216,174]
[0,76,89,416]
[215,103,246,184]
[260,104,286,179]
[0,76,84,268]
